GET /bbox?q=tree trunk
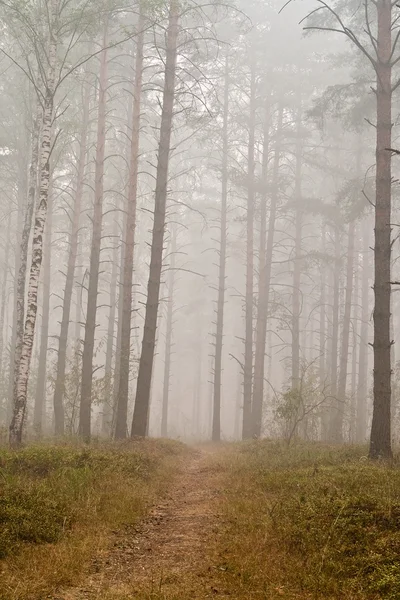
[242,63,256,440]
[291,106,303,390]
[114,6,144,439]
[131,0,179,437]
[370,0,392,458]
[53,73,90,436]
[33,188,53,435]
[161,227,176,438]
[350,229,359,441]
[319,226,328,439]
[251,101,283,438]
[252,95,270,438]
[334,219,355,441]
[212,56,229,442]
[357,219,370,442]
[9,103,41,427]
[79,21,109,441]
[102,217,118,436]
[328,225,340,440]
[9,7,57,446]
[0,212,11,370]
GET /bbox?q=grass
[0,437,188,600]
[212,441,400,600]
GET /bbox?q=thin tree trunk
[102,217,118,436]
[114,6,144,439]
[252,95,270,439]
[9,6,57,446]
[161,227,176,437]
[328,225,340,440]
[357,219,370,442]
[53,74,90,436]
[251,101,283,438]
[334,219,355,441]
[9,103,41,425]
[242,63,256,440]
[319,226,328,439]
[370,0,392,458]
[33,189,53,435]
[0,212,11,369]
[79,22,109,441]
[350,230,359,442]
[131,0,179,437]
[212,55,229,442]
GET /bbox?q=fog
[0,0,396,455]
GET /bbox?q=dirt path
[54,448,227,600]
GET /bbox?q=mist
[0,0,395,457]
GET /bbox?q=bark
[319,229,327,441]
[251,102,283,438]
[131,0,179,437]
[53,74,90,436]
[33,189,53,435]
[9,4,57,446]
[357,220,370,442]
[350,230,359,441]
[291,106,303,390]
[102,217,118,436]
[0,212,11,369]
[212,56,229,442]
[242,63,256,440]
[334,219,355,442]
[370,0,392,458]
[9,103,41,424]
[328,225,340,439]
[160,227,176,438]
[79,21,109,441]
[114,6,144,439]
[252,96,270,438]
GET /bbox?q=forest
[1,0,400,598]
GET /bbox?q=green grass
[214,441,400,600]
[0,438,188,600]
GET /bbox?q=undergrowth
[0,438,187,600]
[214,441,400,600]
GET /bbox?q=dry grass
[0,438,189,600]
[212,441,400,600]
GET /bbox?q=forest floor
[2,440,400,600]
[53,445,226,600]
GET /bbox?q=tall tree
[131,0,179,437]
[79,21,109,441]
[114,5,145,439]
[212,55,229,443]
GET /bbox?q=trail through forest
[54,448,226,600]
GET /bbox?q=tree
[131,0,179,437]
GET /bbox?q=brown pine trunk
[161,227,176,438]
[370,0,392,458]
[114,6,144,439]
[328,225,340,439]
[242,64,256,440]
[251,101,283,438]
[212,56,229,442]
[33,189,53,435]
[53,73,90,436]
[291,106,303,390]
[102,217,118,436]
[356,220,370,442]
[131,0,179,437]
[252,96,270,438]
[79,22,109,441]
[9,3,57,445]
[334,219,355,441]
[319,226,328,439]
